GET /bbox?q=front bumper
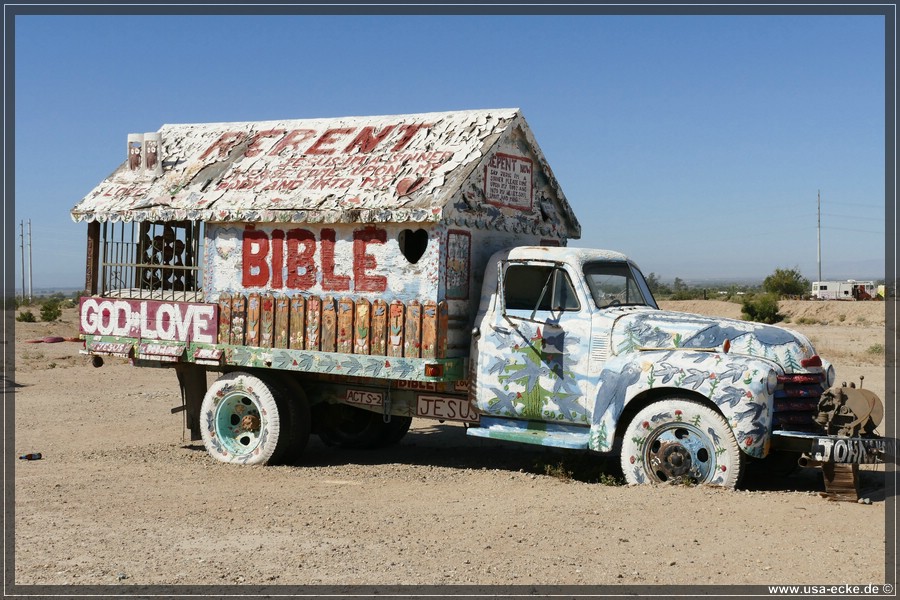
[772,430,895,464]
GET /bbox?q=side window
[504,265,580,312]
[553,269,580,310]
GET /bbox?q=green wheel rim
[215,391,264,456]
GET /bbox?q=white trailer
[811,280,876,300]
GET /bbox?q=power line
[821,213,884,221]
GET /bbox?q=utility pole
[19,221,25,302]
[27,219,33,301]
[817,190,822,283]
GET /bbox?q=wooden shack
[71,108,581,361]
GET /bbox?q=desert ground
[9,300,893,590]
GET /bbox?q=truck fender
[587,350,779,458]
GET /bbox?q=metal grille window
[99,220,205,301]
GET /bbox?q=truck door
[473,261,592,425]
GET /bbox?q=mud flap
[174,363,207,441]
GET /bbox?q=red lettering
[306,128,355,155]
[344,125,396,154]
[353,228,387,292]
[271,229,284,288]
[245,129,286,157]
[199,131,248,161]
[242,228,270,287]
[320,229,350,291]
[391,123,432,151]
[269,129,317,155]
[286,229,317,289]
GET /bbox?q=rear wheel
[317,404,412,449]
[200,371,299,465]
[379,416,413,447]
[620,398,743,488]
[317,404,385,449]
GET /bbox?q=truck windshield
[583,262,657,310]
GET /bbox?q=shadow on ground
[185,421,890,501]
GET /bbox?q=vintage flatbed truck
[71,108,890,490]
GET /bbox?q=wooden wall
[217,292,449,359]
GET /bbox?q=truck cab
[467,247,886,488]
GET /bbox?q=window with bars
[95,220,205,301]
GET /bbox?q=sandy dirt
[9,302,892,589]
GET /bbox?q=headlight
[766,369,778,395]
[825,364,836,387]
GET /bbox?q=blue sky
[12,10,889,290]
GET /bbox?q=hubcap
[643,423,717,483]
[215,392,263,456]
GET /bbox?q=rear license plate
[345,389,384,407]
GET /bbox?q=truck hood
[609,308,818,372]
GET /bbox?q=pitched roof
[70,108,578,235]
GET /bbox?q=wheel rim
[642,423,718,483]
[214,391,264,456]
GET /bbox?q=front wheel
[620,398,743,488]
[200,371,294,465]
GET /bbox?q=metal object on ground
[811,382,883,502]
[814,384,883,437]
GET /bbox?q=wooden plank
[231,294,246,346]
[403,300,422,358]
[370,299,388,356]
[305,295,321,351]
[353,299,371,355]
[259,293,275,348]
[217,293,232,345]
[387,300,405,358]
[246,292,261,347]
[337,297,354,354]
[289,296,305,350]
[421,300,438,359]
[274,295,290,349]
[437,300,449,359]
[321,296,337,353]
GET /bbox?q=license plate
[417,395,479,423]
[345,389,384,407]
[811,437,893,464]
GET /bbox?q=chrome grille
[773,372,825,432]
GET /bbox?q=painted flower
[629,456,636,464]
[744,437,753,446]
[674,410,682,416]
[642,421,650,429]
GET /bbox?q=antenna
[817,190,822,283]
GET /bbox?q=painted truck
[71,108,889,489]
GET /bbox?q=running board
[466,417,590,449]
